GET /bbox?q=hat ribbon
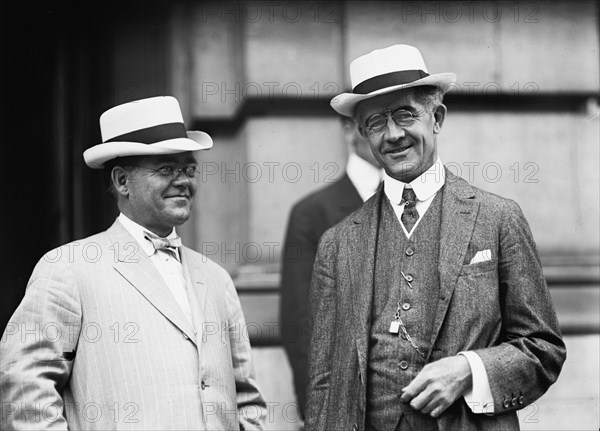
[353,70,430,95]
[106,122,187,144]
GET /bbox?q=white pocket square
[469,249,492,264]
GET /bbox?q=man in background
[280,115,382,420]
[1,96,265,430]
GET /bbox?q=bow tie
[144,231,182,253]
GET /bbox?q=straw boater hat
[331,44,457,117]
[83,96,213,169]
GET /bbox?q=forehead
[354,88,423,122]
[137,152,197,166]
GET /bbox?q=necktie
[143,231,191,322]
[144,231,182,260]
[400,187,420,232]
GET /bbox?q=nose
[172,174,197,198]
[171,169,185,180]
[384,117,406,141]
[171,169,194,186]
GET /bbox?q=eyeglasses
[133,165,200,179]
[363,109,419,134]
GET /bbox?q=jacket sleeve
[305,229,338,431]
[475,199,566,413]
[279,204,318,417]
[0,254,82,430]
[222,272,267,430]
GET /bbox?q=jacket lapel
[181,248,208,349]
[347,189,383,377]
[427,170,479,358]
[107,221,198,346]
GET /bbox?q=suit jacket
[0,220,265,430]
[280,173,363,417]
[306,170,566,431]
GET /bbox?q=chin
[387,161,416,178]
[166,211,191,226]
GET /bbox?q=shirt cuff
[458,351,494,414]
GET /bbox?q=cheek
[188,182,198,197]
[367,136,382,152]
[413,129,431,147]
[137,187,164,210]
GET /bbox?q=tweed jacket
[306,170,566,431]
[0,220,265,430]
[281,173,364,416]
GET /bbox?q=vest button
[402,303,411,311]
[399,361,409,370]
[201,380,206,390]
[405,247,414,256]
[405,274,414,282]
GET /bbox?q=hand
[400,355,472,418]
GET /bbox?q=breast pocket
[454,261,501,331]
[459,258,497,276]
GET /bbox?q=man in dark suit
[306,44,565,431]
[280,115,382,420]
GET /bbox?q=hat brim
[83,131,213,169]
[331,73,457,117]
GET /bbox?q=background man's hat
[83,96,213,169]
[331,44,457,117]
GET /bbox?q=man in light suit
[0,96,266,430]
[281,116,382,420]
[306,45,565,431]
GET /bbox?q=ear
[342,118,361,146]
[352,105,369,139]
[357,127,369,141]
[111,166,131,197]
[356,121,370,140]
[433,104,447,134]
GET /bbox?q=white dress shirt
[346,152,384,202]
[382,157,494,414]
[118,213,193,325]
[383,157,445,238]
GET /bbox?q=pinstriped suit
[0,220,265,430]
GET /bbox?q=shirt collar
[346,152,384,202]
[118,213,179,257]
[383,157,445,205]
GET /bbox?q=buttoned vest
[365,190,444,431]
